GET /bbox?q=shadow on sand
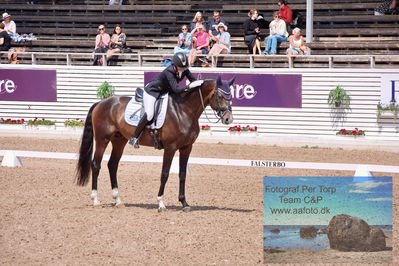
[124,203,255,213]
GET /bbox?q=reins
[198,85,221,123]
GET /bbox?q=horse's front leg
[157,148,176,212]
[178,144,193,212]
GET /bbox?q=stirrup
[129,137,140,148]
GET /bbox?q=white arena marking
[0,150,398,173]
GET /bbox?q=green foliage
[97,81,115,100]
[27,118,55,126]
[376,102,399,119]
[64,119,85,127]
[327,86,350,107]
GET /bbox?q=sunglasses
[182,28,188,30]
[98,28,105,31]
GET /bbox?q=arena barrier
[1,150,398,174]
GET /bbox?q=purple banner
[145,72,301,108]
[0,69,57,102]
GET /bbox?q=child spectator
[2,13,16,35]
[93,24,111,66]
[286,28,310,55]
[277,1,293,26]
[244,9,262,55]
[264,11,288,55]
[174,24,192,54]
[188,24,209,66]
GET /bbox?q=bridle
[198,83,232,123]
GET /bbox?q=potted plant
[200,125,212,135]
[376,102,399,119]
[0,118,25,130]
[64,118,85,130]
[26,117,56,130]
[97,81,115,100]
[336,128,365,137]
[328,86,350,107]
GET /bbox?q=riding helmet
[172,52,188,70]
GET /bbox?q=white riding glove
[188,80,204,89]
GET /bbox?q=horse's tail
[75,102,99,186]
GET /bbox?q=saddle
[125,88,169,149]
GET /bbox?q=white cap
[2,13,11,19]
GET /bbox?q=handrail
[1,51,398,68]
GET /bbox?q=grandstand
[1,0,399,67]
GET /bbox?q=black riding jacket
[144,64,196,98]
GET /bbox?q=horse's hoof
[92,200,101,206]
[182,206,191,212]
[115,198,122,206]
[158,207,167,212]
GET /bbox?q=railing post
[211,55,215,68]
[370,56,375,68]
[250,55,254,68]
[102,54,106,66]
[66,54,71,66]
[138,52,142,66]
[328,56,333,68]
[31,53,36,65]
[288,56,293,68]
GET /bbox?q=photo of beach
[263,176,392,264]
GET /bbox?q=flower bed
[228,125,257,132]
[64,118,85,127]
[27,118,56,126]
[200,125,211,130]
[0,118,25,124]
[336,128,365,136]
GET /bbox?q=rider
[129,52,204,148]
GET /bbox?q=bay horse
[75,76,234,211]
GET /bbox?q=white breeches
[143,91,157,121]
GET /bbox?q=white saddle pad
[124,94,168,129]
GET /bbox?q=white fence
[1,65,398,141]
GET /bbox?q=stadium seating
[1,0,399,66]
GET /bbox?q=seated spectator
[109,0,123,5]
[0,22,11,52]
[173,24,192,54]
[286,28,310,55]
[374,0,398,15]
[264,11,288,55]
[208,10,228,46]
[277,0,292,31]
[188,24,209,66]
[106,24,126,64]
[202,22,231,65]
[93,25,111,66]
[244,9,262,55]
[2,13,16,35]
[27,0,40,3]
[190,12,208,33]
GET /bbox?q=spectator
[106,24,126,63]
[93,24,111,66]
[109,0,123,5]
[244,9,262,55]
[0,22,11,52]
[208,10,228,40]
[188,24,209,66]
[264,11,288,55]
[201,22,231,66]
[190,12,208,33]
[374,0,398,15]
[286,28,310,55]
[277,0,293,27]
[173,24,192,54]
[27,1,40,3]
[2,13,16,35]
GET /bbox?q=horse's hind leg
[157,148,176,212]
[108,133,127,206]
[91,138,110,206]
[178,144,193,212]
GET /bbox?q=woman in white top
[2,13,16,35]
[264,11,288,55]
[286,27,309,55]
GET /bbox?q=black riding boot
[129,113,148,148]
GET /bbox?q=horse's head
[208,76,234,125]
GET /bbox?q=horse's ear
[217,75,222,86]
[228,76,236,86]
